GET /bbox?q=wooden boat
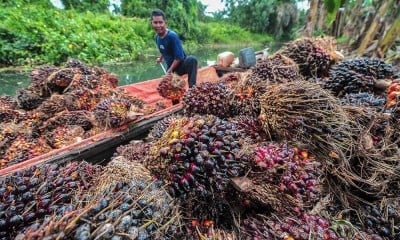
[0,66,219,176]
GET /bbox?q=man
[151,9,198,89]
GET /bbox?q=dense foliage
[0,0,276,67]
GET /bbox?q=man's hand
[164,72,173,81]
[156,57,163,64]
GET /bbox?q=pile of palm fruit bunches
[0,59,165,169]
[1,36,400,240]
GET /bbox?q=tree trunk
[316,0,326,32]
[357,0,392,56]
[304,0,319,37]
[376,14,400,56]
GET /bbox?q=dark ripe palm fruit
[231,115,269,143]
[182,82,235,118]
[340,92,386,112]
[322,58,398,97]
[113,140,151,163]
[146,115,177,141]
[46,68,79,91]
[242,213,378,240]
[16,88,45,110]
[35,94,68,116]
[0,161,99,239]
[244,143,322,212]
[32,159,182,240]
[280,37,338,78]
[259,80,356,163]
[40,110,94,135]
[93,98,131,128]
[145,115,249,198]
[44,125,85,149]
[157,74,186,100]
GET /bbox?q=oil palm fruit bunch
[44,125,85,149]
[64,88,101,111]
[280,37,339,78]
[0,134,51,169]
[259,80,356,163]
[93,98,131,128]
[232,143,321,214]
[386,82,400,109]
[16,87,45,110]
[145,115,249,198]
[231,115,268,143]
[157,74,186,101]
[0,109,26,123]
[35,94,70,118]
[0,96,17,110]
[182,82,235,118]
[241,213,381,240]
[113,140,151,163]
[335,200,400,239]
[46,68,79,93]
[322,58,397,97]
[146,115,177,141]
[340,92,386,112]
[250,53,303,86]
[29,65,58,88]
[39,110,94,136]
[0,161,99,239]
[25,158,182,240]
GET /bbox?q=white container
[217,51,234,67]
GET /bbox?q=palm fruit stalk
[259,80,356,163]
[0,161,100,239]
[113,140,151,164]
[279,37,339,78]
[23,157,182,240]
[93,98,131,128]
[241,212,382,240]
[157,74,186,100]
[182,82,235,118]
[322,58,398,97]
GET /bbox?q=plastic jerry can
[239,47,256,68]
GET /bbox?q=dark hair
[151,9,166,20]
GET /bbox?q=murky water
[0,45,263,96]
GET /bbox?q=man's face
[151,16,167,35]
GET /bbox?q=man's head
[151,9,167,36]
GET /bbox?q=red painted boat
[0,66,219,176]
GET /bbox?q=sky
[200,0,225,14]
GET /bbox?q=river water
[0,45,263,96]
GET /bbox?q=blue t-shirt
[155,30,186,70]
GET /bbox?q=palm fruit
[39,110,94,136]
[332,199,400,239]
[146,115,177,141]
[0,109,26,123]
[0,134,52,168]
[241,213,382,240]
[157,74,186,100]
[35,94,69,116]
[322,58,398,97]
[231,115,269,143]
[145,114,249,197]
[231,143,321,214]
[93,98,131,128]
[0,161,99,239]
[280,37,339,78]
[0,96,17,110]
[44,125,85,149]
[16,87,45,110]
[259,80,356,162]
[23,158,182,240]
[340,92,386,112]
[113,140,151,163]
[46,68,79,92]
[182,82,235,118]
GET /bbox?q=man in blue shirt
[151,9,198,90]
